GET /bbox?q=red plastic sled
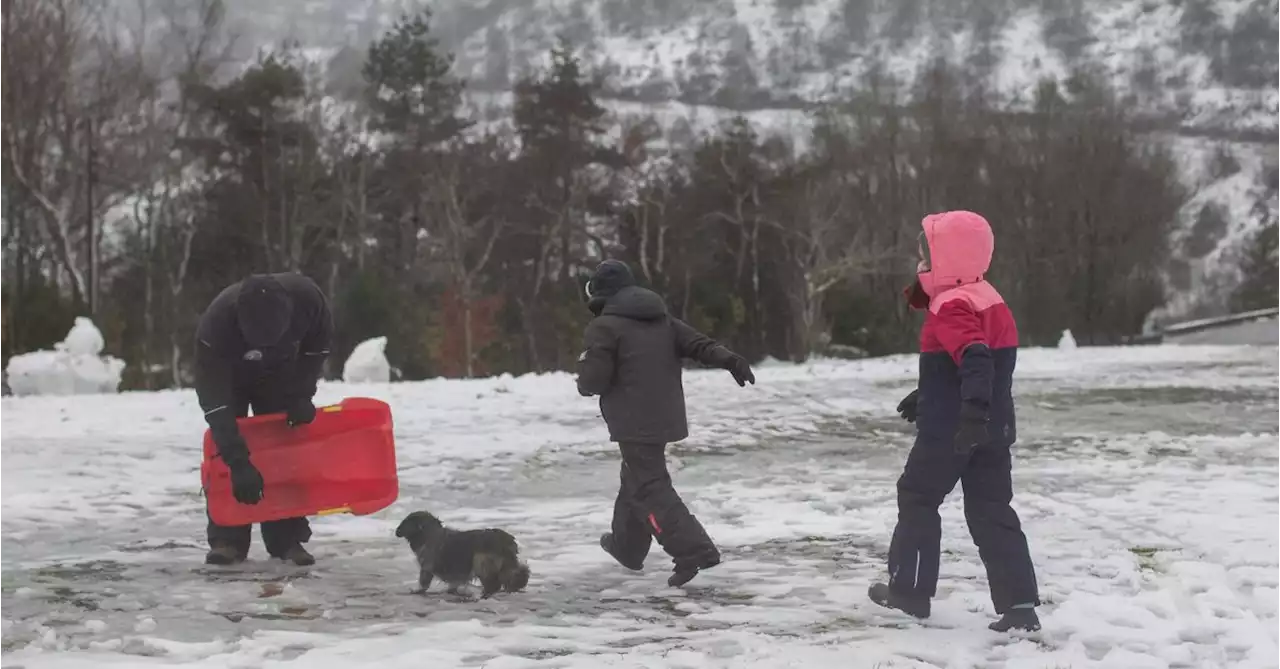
[201,397,398,526]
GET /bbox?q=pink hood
[919,210,994,296]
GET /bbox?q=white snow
[1058,329,1078,350]
[62,317,106,356]
[4,318,126,397]
[341,336,391,384]
[2,344,1277,668]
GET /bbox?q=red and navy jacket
[912,210,1018,446]
[918,286,1018,446]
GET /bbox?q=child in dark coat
[576,260,755,587]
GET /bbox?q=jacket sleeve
[194,329,248,462]
[576,319,616,397]
[933,300,993,411]
[290,294,333,401]
[671,318,736,368]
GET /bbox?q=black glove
[954,402,990,455]
[896,389,919,423]
[726,355,755,387]
[208,414,263,504]
[286,398,316,427]
[226,455,264,505]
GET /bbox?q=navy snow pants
[887,436,1039,613]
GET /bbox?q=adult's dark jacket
[195,273,333,458]
[576,284,736,445]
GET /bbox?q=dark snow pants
[887,436,1039,614]
[610,443,718,568]
[206,377,311,558]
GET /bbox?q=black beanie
[236,275,293,348]
[585,260,636,300]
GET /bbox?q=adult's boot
[205,544,244,566]
[282,544,315,566]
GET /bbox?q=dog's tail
[501,561,530,592]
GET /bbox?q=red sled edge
[200,397,399,525]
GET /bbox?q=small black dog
[395,510,530,598]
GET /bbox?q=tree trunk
[682,267,692,321]
[142,247,155,389]
[13,203,27,352]
[86,117,98,316]
[170,335,183,388]
[168,280,186,389]
[559,211,572,284]
[787,288,805,363]
[750,218,763,356]
[638,211,651,281]
[462,290,474,379]
[167,226,196,388]
[802,283,824,362]
[357,156,367,271]
[516,296,540,373]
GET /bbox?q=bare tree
[627,155,684,285]
[3,0,155,312]
[124,0,234,386]
[330,121,372,276]
[690,117,780,356]
[769,164,898,360]
[4,0,95,304]
[420,139,507,378]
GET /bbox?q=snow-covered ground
[2,344,1277,668]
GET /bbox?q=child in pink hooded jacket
[869,210,1041,632]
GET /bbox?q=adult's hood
[918,210,994,296]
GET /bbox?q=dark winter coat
[576,284,737,445]
[913,211,1017,449]
[194,273,333,443]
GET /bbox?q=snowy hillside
[212,0,1278,319]
[229,0,1278,135]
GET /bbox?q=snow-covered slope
[230,0,1278,135]
[221,0,1278,319]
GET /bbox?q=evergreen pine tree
[363,11,469,144]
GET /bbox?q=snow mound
[343,336,391,383]
[1058,329,1078,350]
[5,318,126,396]
[62,317,106,356]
